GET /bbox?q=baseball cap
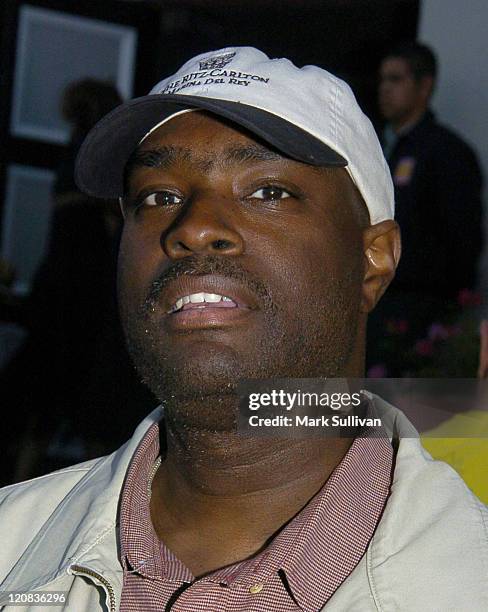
[75,47,394,224]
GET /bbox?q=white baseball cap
[75,46,394,224]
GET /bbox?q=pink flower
[367,364,388,378]
[457,288,482,308]
[415,339,434,357]
[428,323,449,341]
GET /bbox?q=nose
[162,196,245,259]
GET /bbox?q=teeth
[169,292,233,312]
[205,293,222,303]
[190,292,205,303]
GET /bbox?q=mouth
[168,292,239,314]
[159,275,259,330]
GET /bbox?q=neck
[150,344,365,575]
[391,106,427,134]
[150,407,352,574]
[160,420,352,496]
[155,354,365,499]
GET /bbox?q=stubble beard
[121,259,361,435]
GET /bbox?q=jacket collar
[395,108,436,142]
[383,108,436,155]
[1,397,412,594]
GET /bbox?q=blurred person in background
[54,79,124,205]
[0,79,155,485]
[368,42,484,373]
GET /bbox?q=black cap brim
[75,93,347,199]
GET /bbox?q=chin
[129,337,243,400]
[379,107,393,121]
[141,347,243,433]
[167,344,243,397]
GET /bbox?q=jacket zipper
[70,564,116,612]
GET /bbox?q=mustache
[142,255,275,313]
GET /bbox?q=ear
[361,220,401,313]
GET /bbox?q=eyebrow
[127,143,286,174]
[223,144,284,164]
[129,146,192,170]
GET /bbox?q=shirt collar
[281,434,393,611]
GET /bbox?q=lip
[166,304,254,331]
[158,274,260,330]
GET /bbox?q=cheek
[257,223,347,308]
[269,217,363,321]
[117,225,162,315]
[399,84,416,105]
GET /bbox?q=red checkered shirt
[119,422,392,612]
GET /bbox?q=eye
[141,191,184,207]
[249,186,291,201]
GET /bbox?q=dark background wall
[152,0,419,120]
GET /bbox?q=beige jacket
[0,398,487,611]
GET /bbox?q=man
[369,42,483,367]
[0,47,486,611]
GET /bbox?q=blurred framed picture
[10,5,137,144]
[1,164,56,294]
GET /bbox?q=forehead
[135,110,293,166]
[125,110,339,189]
[380,57,411,77]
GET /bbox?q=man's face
[118,111,366,425]
[378,57,424,124]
